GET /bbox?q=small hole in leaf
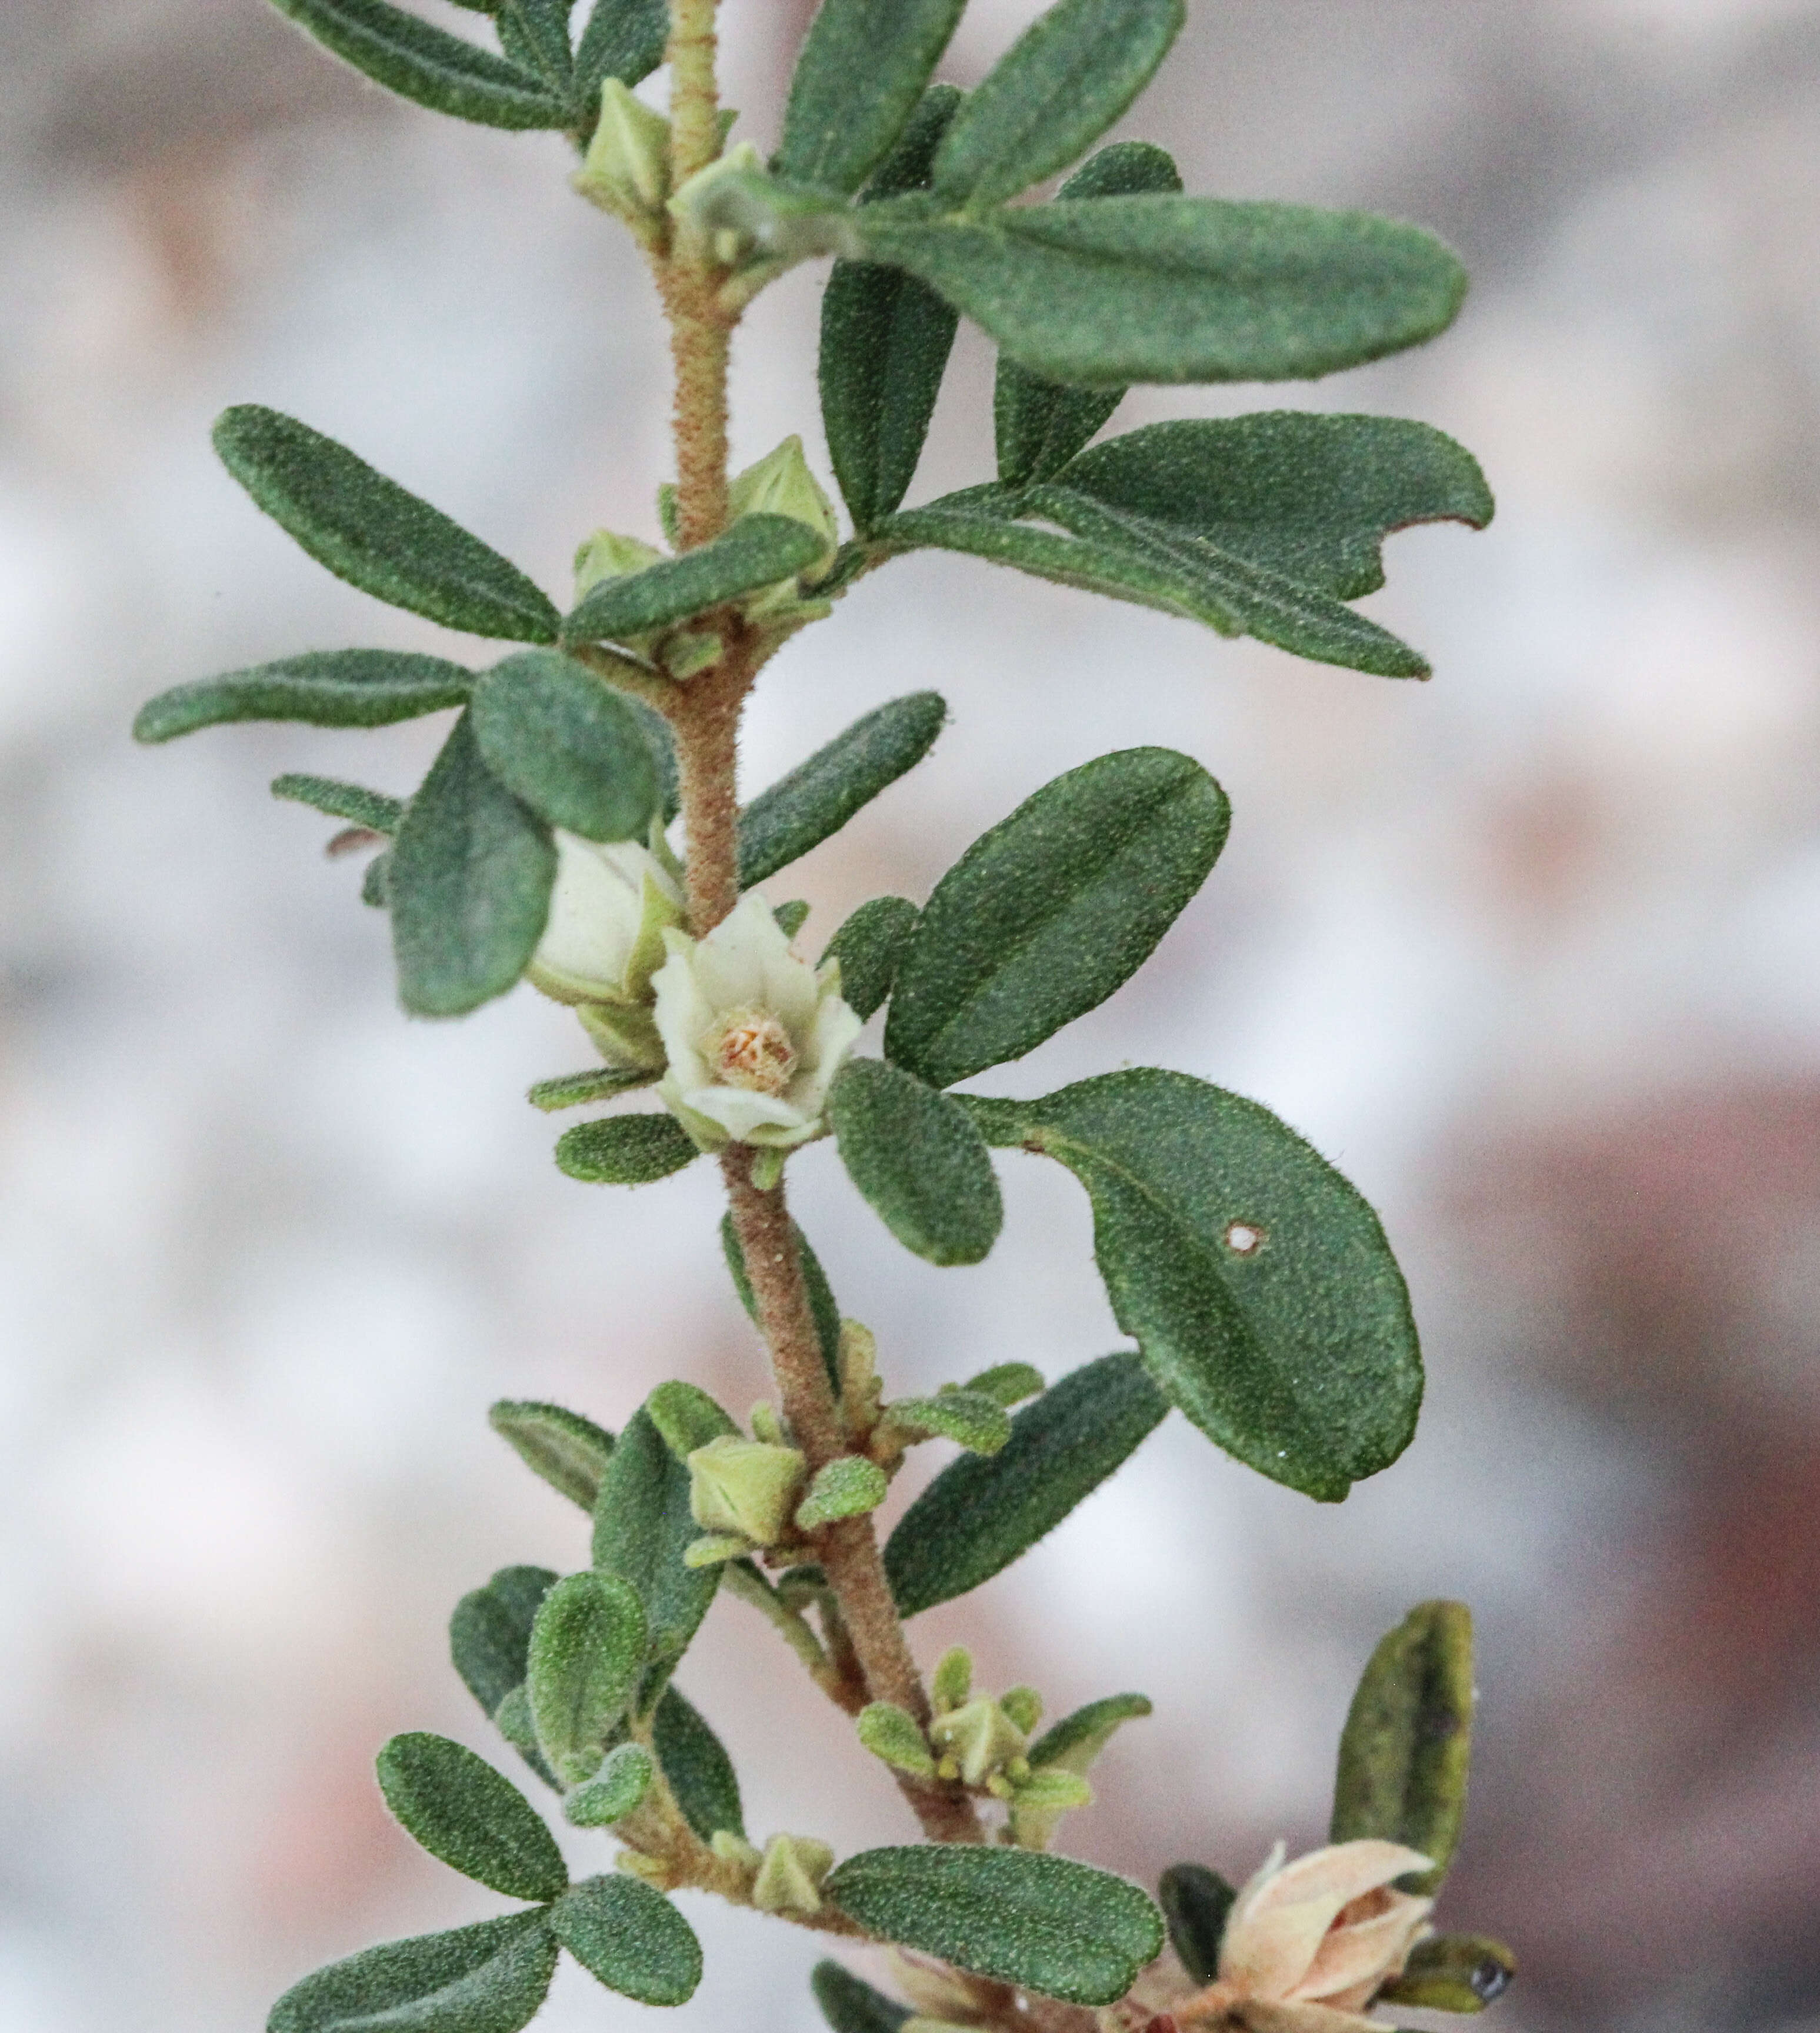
[1224,1221,1265,1256]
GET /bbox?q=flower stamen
[711,1008,798,1096]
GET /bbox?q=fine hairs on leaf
[141,4,1509,2030]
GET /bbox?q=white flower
[528,832,684,1070]
[652,891,861,1152]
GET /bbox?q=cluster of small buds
[682,1395,892,1569]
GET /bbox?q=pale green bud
[999,1686,1044,1735]
[572,81,671,235]
[729,436,838,571]
[838,1320,883,1439]
[669,146,858,271]
[931,1647,973,1715]
[574,526,666,601]
[856,1701,936,1779]
[529,832,684,1033]
[930,1696,1026,1787]
[751,1832,835,1915]
[687,1434,807,1546]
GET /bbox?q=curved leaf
[555,1114,699,1184]
[134,649,472,742]
[375,1733,567,1901]
[778,0,966,194]
[564,515,825,643]
[823,896,918,1021]
[829,1059,1002,1267]
[652,1684,745,1841]
[471,651,659,841]
[451,1566,558,1722]
[549,1875,702,2007]
[268,1914,558,2033]
[272,775,405,834]
[213,407,561,641]
[1157,1863,1236,1986]
[487,1401,615,1511]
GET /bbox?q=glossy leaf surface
[564,515,825,643]
[549,1875,702,2007]
[214,407,561,641]
[471,652,659,841]
[824,896,919,1021]
[375,1733,568,1901]
[966,1074,1423,1500]
[268,1914,558,2033]
[555,1114,699,1184]
[134,650,471,742]
[778,0,966,194]
[652,1685,745,1841]
[829,1059,1002,1267]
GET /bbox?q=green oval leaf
[965,1072,1424,1500]
[884,1391,1011,1455]
[488,1400,615,1511]
[824,1845,1164,2007]
[388,714,556,1018]
[549,1874,703,2007]
[268,1914,558,2033]
[451,1565,557,1724]
[822,896,918,1022]
[1331,1599,1474,1893]
[375,1734,568,1901]
[564,514,825,643]
[213,408,561,642]
[575,0,668,102]
[527,1067,655,1113]
[652,1683,745,1841]
[778,0,966,194]
[812,1962,912,2033]
[931,0,1183,208]
[738,691,946,888]
[471,651,659,841]
[819,86,962,531]
[555,1113,699,1184]
[527,1571,647,1785]
[885,747,1229,1089]
[885,1351,1166,1616]
[1156,1863,1236,1986]
[720,1211,844,1394]
[266,0,572,131]
[861,196,1467,388]
[272,774,405,835]
[134,649,472,743]
[995,142,1182,486]
[829,1059,1003,1267]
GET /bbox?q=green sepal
[264,0,572,131]
[134,649,471,743]
[526,1067,655,1112]
[212,407,560,641]
[823,1845,1165,2008]
[885,747,1228,1090]
[548,1875,703,2007]
[885,1351,1166,1617]
[994,142,1182,486]
[1331,1599,1474,1894]
[1157,1862,1236,1986]
[818,85,962,531]
[1379,1934,1516,2012]
[526,1570,647,1785]
[555,1114,700,1183]
[883,1390,1011,1455]
[720,1211,843,1394]
[930,0,1182,208]
[574,0,668,104]
[271,774,405,836]
[776,0,966,195]
[562,1741,653,1827]
[738,691,946,889]
[267,1912,558,2033]
[966,1073,1422,1501]
[563,514,825,644]
[374,1733,568,1901]
[795,1454,889,1531]
[774,899,811,939]
[652,1683,745,1841]
[388,714,556,1018]
[488,1400,615,1511]
[829,1058,1002,1267]
[822,896,918,1021]
[811,1961,913,2033]
[471,651,660,842]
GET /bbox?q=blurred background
[3,0,1819,2027]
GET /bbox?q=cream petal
[656,1074,727,1152]
[1249,1842,1432,1919]
[1235,1999,1381,2033]
[684,1085,815,1141]
[651,952,717,1091]
[1221,1891,1351,2001]
[1220,1843,1289,1975]
[531,832,649,997]
[791,993,864,1112]
[693,892,786,1011]
[1291,1895,1432,2005]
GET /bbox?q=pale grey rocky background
[2,2,1819,2029]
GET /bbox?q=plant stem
[664,0,731,551]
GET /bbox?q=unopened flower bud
[573,81,671,237]
[728,435,838,585]
[930,1696,1026,1788]
[687,1434,806,1547]
[528,834,684,1065]
[574,526,665,600]
[751,1832,835,1915]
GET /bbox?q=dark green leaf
[268,1914,558,2033]
[388,715,555,1018]
[885,747,1229,1089]
[272,774,406,834]
[1331,1600,1473,1893]
[592,1407,719,1712]
[134,649,471,743]
[829,1059,1002,1267]
[824,1845,1164,2007]
[496,0,572,86]
[738,691,946,888]
[265,0,571,130]
[859,196,1468,387]
[932,0,1181,207]
[720,1211,843,1394]
[549,1875,702,2007]
[1157,1864,1236,1985]
[824,896,918,1021]
[778,0,966,194]
[812,1962,912,2033]
[886,1351,1166,1615]
[527,1572,646,1785]
[564,515,825,643]
[645,1380,739,1460]
[995,142,1181,486]
[451,1566,558,1720]
[652,1684,745,1841]
[1380,1935,1516,2012]
[470,651,659,842]
[774,899,812,939]
[526,1067,654,1112]
[965,1073,1424,1500]
[1028,1691,1151,1771]
[213,407,561,641]
[619,689,681,822]
[555,1113,699,1184]
[362,851,390,908]
[819,87,963,531]
[375,1734,568,1901]
[574,0,667,102]
[488,1400,615,1510]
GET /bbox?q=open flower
[1181,1840,1434,2033]
[651,891,861,1153]
[527,832,684,1071]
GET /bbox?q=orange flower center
[712,1009,798,1096]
